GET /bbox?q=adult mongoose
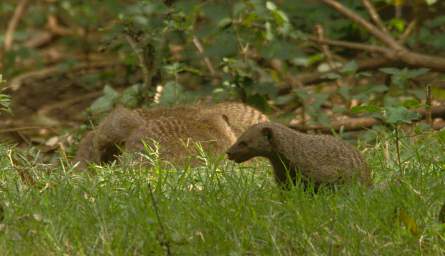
[125,114,237,166]
[74,102,268,168]
[226,122,372,190]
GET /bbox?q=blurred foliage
[0,74,10,113]
[1,0,445,124]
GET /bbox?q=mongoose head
[226,123,274,163]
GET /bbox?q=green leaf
[218,18,232,30]
[89,85,119,114]
[440,203,445,224]
[275,94,295,105]
[398,208,420,236]
[351,105,381,114]
[120,84,142,108]
[401,99,421,109]
[158,81,184,106]
[389,18,405,32]
[384,106,420,124]
[340,61,358,75]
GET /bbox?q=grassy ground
[0,130,444,255]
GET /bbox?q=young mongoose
[226,122,372,190]
[74,102,267,168]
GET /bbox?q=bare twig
[394,126,404,175]
[282,57,394,90]
[4,0,30,51]
[362,0,389,34]
[192,36,216,76]
[290,104,445,132]
[321,0,404,51]
[320,0,445,71]
[425,84,432,126]
[147,182,172,256]
[8,60,119,91]
[308,36,391,55]
[1,0,30,71]
[398,20,417,44]
[37,91,103,117]
[315,25,335,68]
[25,31,55,48]
[125,35,151,89]
[47,15,84,36]
[7,149,36,186]
[0,126,51,134]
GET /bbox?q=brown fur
[226,122,372,190]
[74,102,267,168]
[203,102,269,137]
[125,114,236,165]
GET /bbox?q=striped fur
[74,102,267,168]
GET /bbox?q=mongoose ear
[261,127,273,141]
[221,114,231,125]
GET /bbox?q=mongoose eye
[238,141,247,147]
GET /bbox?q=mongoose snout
[226,126,273,163]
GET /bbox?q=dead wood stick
[320,0,445,71]
[282,57,394,90]
[290,105,445,132]
[308,36,391,55]
[425,84,432,126]
[8,60,119,91]
[192,36,216,76]
[320,0,404,51]
[37,91,103,117]
[290,117,380,133]
[0,126,50,134]
[315,25,335,69]
[4,0,30,51]
[362,0,389,34]
[398,20,417,44]
[125,35,151,88]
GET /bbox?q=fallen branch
[123,26,160,103]
[4,0,30,51]
[319,0,445,71]
[8,60,119,91]
[282,57,394,90]
[25,31,56,48]
[192,36,216,76]
[37,91,103,118]
[308,36,391,55]
[125,34,151,89]
[321,0,403,51]
[290,116,380,133]
[361,0,389,34]
[290,105,445,133]
[1,0,30,71]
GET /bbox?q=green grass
[0,131,444,255]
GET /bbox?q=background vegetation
[0,0,444,254]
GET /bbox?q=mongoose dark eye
[238,141,247,147]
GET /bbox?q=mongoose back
[74,102,268,168]
[204,102,269,137]
[135,102,269,136]
[226,122,372,189]
[125,113,236,165]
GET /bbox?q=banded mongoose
[74,102,268,168]
[226,122,372,190]
[125,114,236,165]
